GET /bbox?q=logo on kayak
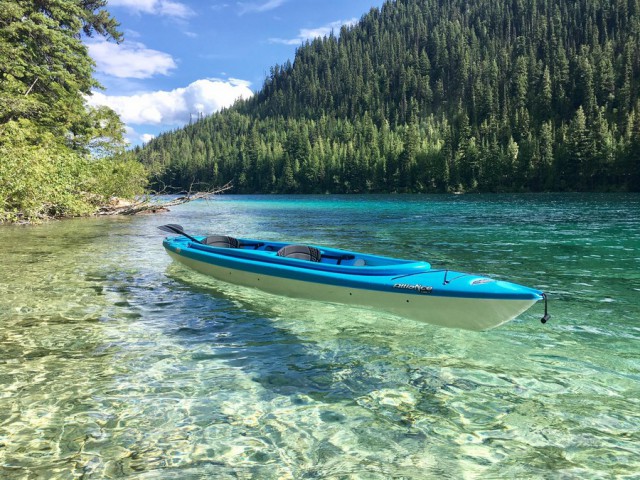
[393,283,433,294]
[471,278,495,285]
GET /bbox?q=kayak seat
[203,235,240,248]
[277,245,321,262]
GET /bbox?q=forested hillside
[137,0,640,193]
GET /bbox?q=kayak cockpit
[164,235,431,276]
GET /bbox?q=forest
[137,0,640,193]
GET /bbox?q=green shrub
[86,153,148,202]
[0,120,147,223]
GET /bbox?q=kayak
[159,224,549,331]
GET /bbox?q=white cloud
[269,18,357,45]
[227,78,252,89]
[238,0,286,15]
[211,3,230,11]
[86,79,254,127]
[108,0,194,18]
[159,0,194,17]
[88,40,176,79]
[120,126,155,146]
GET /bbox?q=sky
[86,0,385,145]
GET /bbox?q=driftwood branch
[97,182,233,216]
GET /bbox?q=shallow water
[0,193,638,478]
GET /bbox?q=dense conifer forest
[137,0,640,193]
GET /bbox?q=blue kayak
[159,225,549,331]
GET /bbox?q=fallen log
[97,182,233,216]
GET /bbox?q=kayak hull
[163,236,544,331]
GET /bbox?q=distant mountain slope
[136,0,640,193]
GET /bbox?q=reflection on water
[0,194,639,478]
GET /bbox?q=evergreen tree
[566,106,591,190]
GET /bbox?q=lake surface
[0,194,638,478]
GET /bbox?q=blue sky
[86,0,385,144]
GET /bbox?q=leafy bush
[86,153,148,201]
[0,120,147,223]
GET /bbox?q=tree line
[139,0,640,193]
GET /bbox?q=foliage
[0,0,120,132]
[0,1,147,223]
[0,120,93,222]
[139,0,640,193]
[0,120,147,223]
[86,151,148,200]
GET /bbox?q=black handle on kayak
[158,224,203,244]
[541,293,551,324]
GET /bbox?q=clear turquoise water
[0,194,638,478]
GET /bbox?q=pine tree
[0,0,121,139]
[538,121,555,190]
[566,106,591,190]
